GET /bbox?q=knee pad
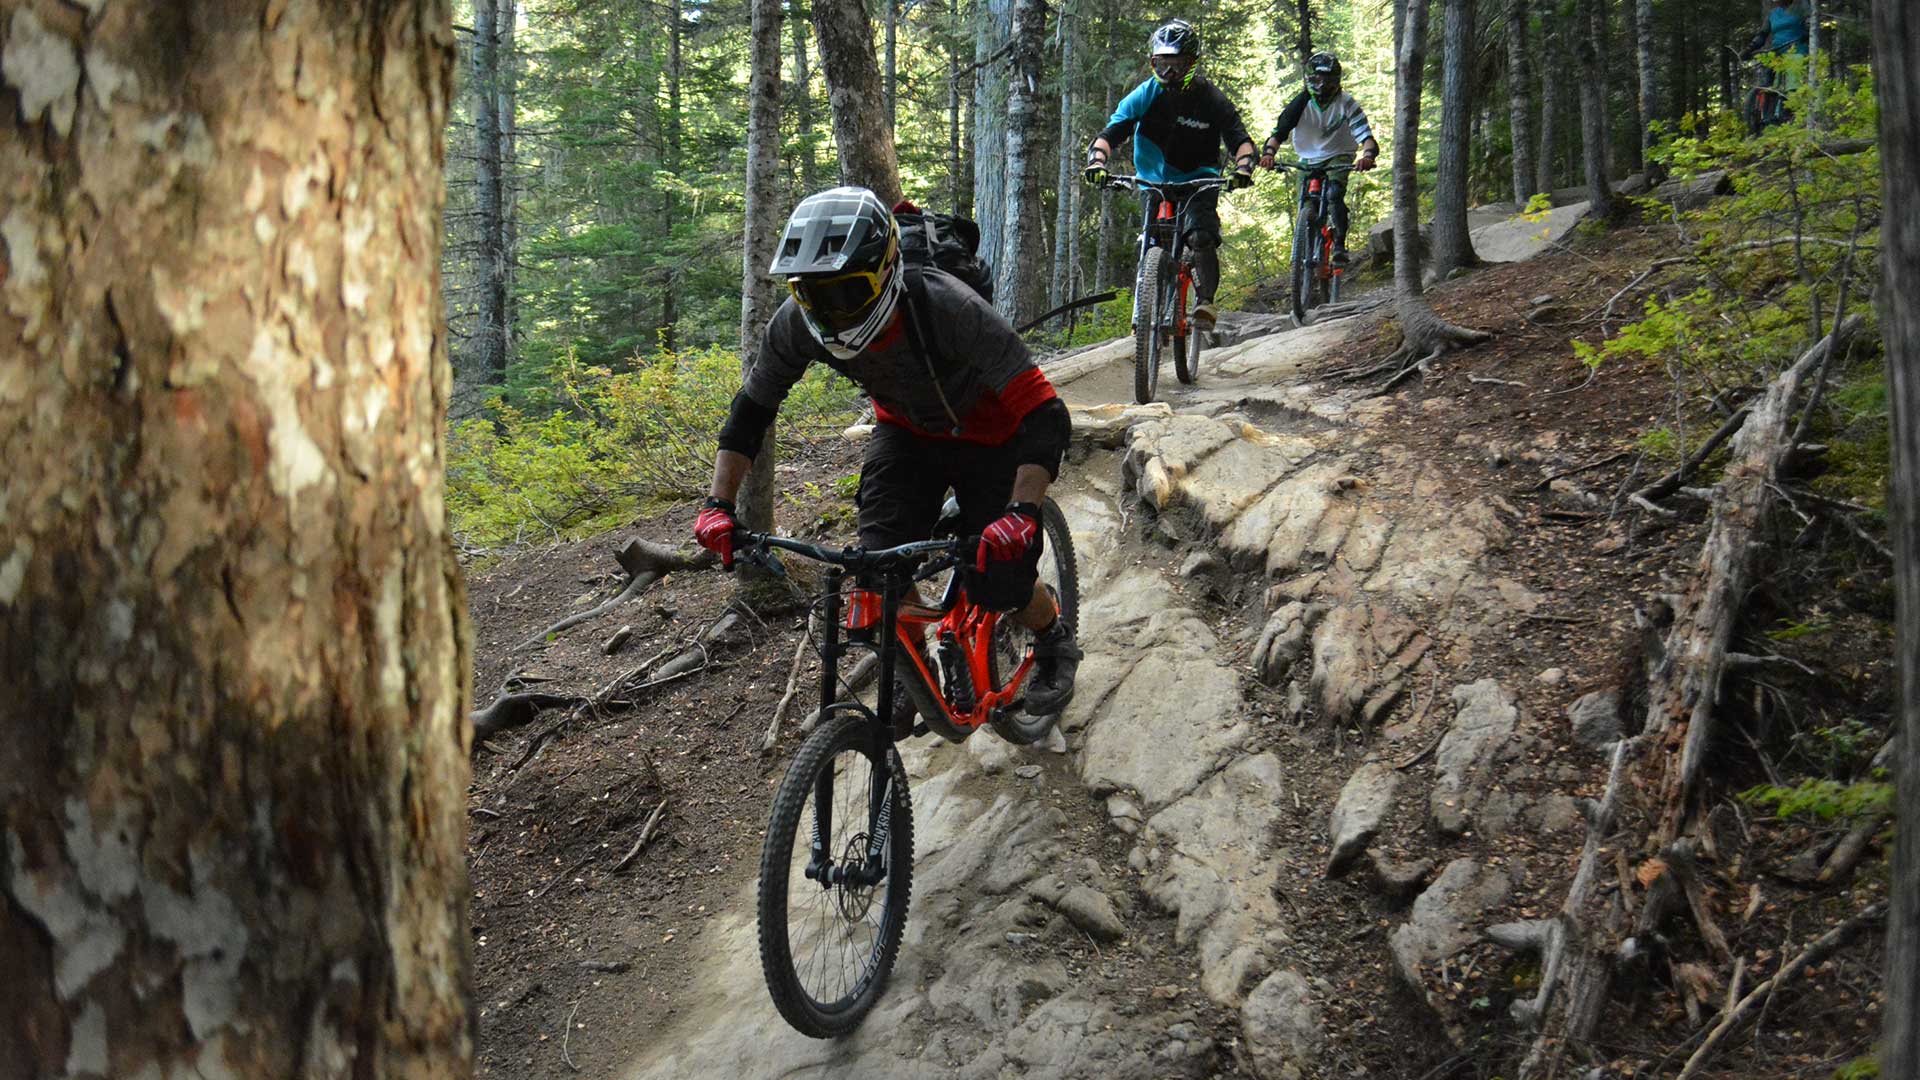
[1185,229,1219,251]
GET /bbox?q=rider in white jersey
[1259,52,1381,266]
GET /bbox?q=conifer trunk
[0,2,472,1072]
[791,0,819,193]
[1537,3,1563,193]
[500,0,519,363]
[1000,0,1048,325]
[1634,0,1659,173]
[813,0,904,204]
[885,0,899,129]
[950,0,966,211]
[1871,7,1920,1075]
[1507,0,1537,203]
[741,0,786,532]
[1430,0,1480,279]
[973,0,1015,279]
[1051,8,1077,313]
[472,0,509,382]
[1576,0,1614,217]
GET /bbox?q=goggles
[788,269,886,328]
[1151,55,1195,82]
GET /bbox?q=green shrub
[447,345,862,547]
[1739,777,1893,823]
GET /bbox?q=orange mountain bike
[1270,159,1355,327]
[736,495,1078,1037]
[1105,174,1232,403]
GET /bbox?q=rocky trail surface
[614,224,1697,1079]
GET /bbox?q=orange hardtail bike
[736,495,1078,1038]
[1105,174,1232,404]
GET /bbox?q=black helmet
[1306,52,1343,101]
[770,187,903,358]
[1149,20,1200,89]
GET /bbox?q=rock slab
[1430,679,1518,835]
[1325,762,1400,877]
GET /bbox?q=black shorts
[855,413,1063,611]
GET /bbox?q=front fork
[804,565,898,889]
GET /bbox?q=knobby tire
[758,713,914,1038]
[1133,247,1170,404]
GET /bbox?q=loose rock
[1325,762,1399,877]
[1430,680,1519,836]
[1390,859,1512,1004]
[1240,969,1323,1080]
[1567,689,1623,748]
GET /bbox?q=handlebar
[1263,159,1367,176]
[732,529,978,576]
[1101,173,1235,195]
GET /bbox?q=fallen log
[472,692,585,744]
[1518,316,1866,1077]
[1653,315,1863,841]
[514,538,715,651]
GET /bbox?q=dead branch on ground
[1674,902,1888,1080]
[513,538,715,651]
[613,799,670,872]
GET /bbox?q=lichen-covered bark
[0,2,472,1076]
[972,0,1014,273]
[739,0,785,532]
[1576,0,1615,217]
[1001,0,1048,325]
[811,0,903,206]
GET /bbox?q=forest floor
[461,219,1891,1079]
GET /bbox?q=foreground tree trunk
[472,0,509,382]
[812,0,903,204]
[499,0,520,363]
[741,0,786,532]
[1576,0,1615,217]
[949,0,966,210]
[0,1,473,1074]
[1871,6,1920,1075]
[1000,0,1048,324]
[1429,0,1481,279]
[1391,0,1492,363]
[1506,0,1537,204]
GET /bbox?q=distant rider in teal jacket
[1083,20,1257,332]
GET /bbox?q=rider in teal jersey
[1083,20,1257,332]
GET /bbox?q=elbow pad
[1011,398,1071,481]
[717,390,778,460]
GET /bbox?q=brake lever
[736,538,789,578]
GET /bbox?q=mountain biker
[1258,52,1380,267]
[1739,1,1810,128]
[1083,19,1257,333]
[693,186,1081,724]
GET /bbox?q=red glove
[693,498,737,570]
[976,504,1040,573]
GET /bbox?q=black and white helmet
[1306,52,1343,101]
[770,186,903,359]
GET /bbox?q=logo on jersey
[1175,115,1212,130]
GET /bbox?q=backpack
[893,209,995,304]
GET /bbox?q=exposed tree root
[472,692,585,745]
[513,538,715,651]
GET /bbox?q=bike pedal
[910,721,930,739]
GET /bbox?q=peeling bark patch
[0,540,32,605]
[63,799,138,903]
[5,832,126,999]
[3,207,52,343]
[246,324,329,497]
[141,854,248,1040]
[3,9,81,137]
[65,1000,107,1077]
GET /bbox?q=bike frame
[736,530,1033,885]
[1112,176,1229,335]
[1275,161,1347,290]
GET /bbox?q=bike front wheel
[989,497,1082,745]
[1133,246,1170,404]
[1289,218,1314,329]
[758,713,914,1038]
